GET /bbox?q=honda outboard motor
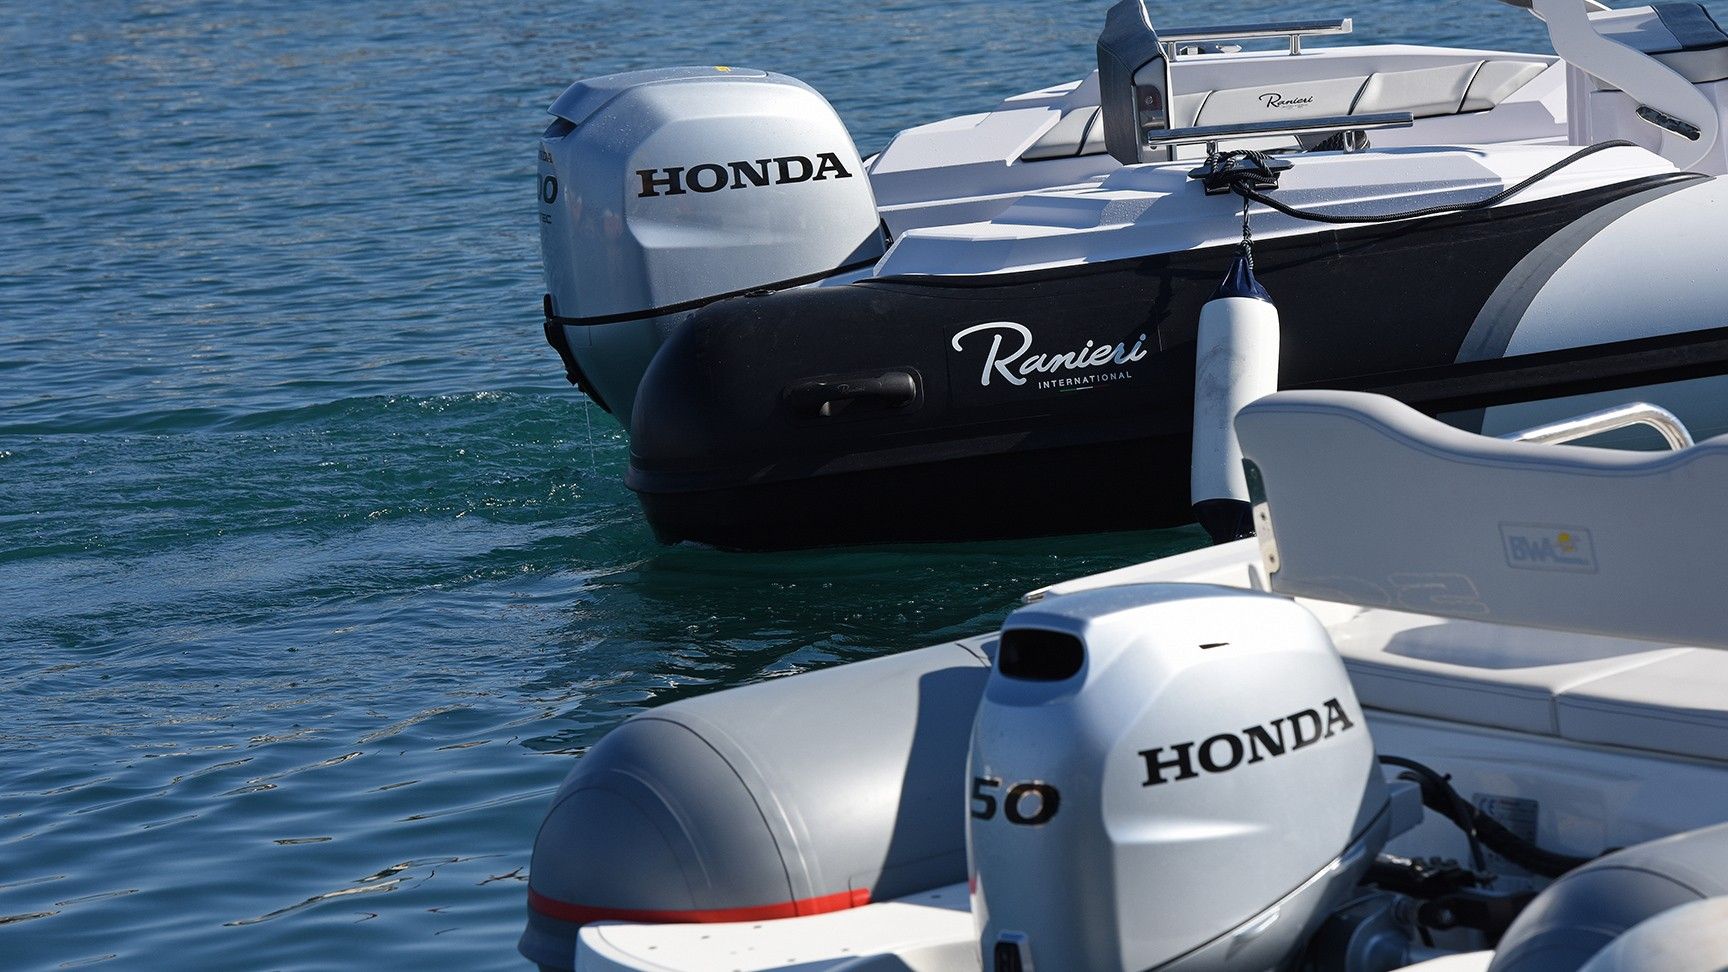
[537,67,885,427]
[968,584,1391,971]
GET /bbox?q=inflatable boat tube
[626,173,1725,550]
[1490,821,1728,972]
[519,638,993,971]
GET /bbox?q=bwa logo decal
[1500,523,1597,573]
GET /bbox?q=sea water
[0,1,1592,967]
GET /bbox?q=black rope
[1225,139,1644,226]
[1239,192,1255,269]
[1203,147,1277,268]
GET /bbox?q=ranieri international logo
[949,321,1148,392]
[1500,523,1597,573]
[1258,92,1317,109]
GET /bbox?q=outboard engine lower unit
[969,584,1391,971]
[537,67,885,426]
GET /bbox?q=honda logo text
[636,153,854,197]
[1138,698,1357,786]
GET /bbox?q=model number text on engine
[971,776,1060,826]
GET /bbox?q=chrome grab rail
[1142,111,1413,155]
[1495,0,1612,13]
[1503,402,1696,450]
[1159,18,1352,57]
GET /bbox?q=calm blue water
[0,1,1664,967]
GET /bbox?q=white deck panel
[576,883,972,972]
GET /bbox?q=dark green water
[0,0,1605,967]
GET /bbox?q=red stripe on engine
[528,886,871,925]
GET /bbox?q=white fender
[1190,251,1279,544]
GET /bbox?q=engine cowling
[537,66,885,426]
[968,584,1390,971]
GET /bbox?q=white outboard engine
[969,584,1391,971]
[537,67,885,428]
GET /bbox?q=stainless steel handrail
[1159,18,1352,57]
[1495,0,1612,14]
[1503,402,1696,450]
[1141,111,1414,154]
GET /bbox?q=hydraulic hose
[1379,755,1594,879]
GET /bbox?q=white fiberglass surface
[576,883,972,971]
[876,144,1675,275]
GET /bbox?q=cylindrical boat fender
[518,638,993,971]
[1190,248,1279,544]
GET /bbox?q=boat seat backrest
[1171,51,1552,128]
[1234,390,1728,649]
[1023,50,1551,162]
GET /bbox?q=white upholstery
[1196,73,1368,123]
[1464,59,1558,111]
[1337,617,1728,760]
[1557,650,1728,760]
[1018,50,1552,162]
[1231,389,1728,762]
[1235,390,1728,651]
[1178,56,1549,128]
[1307,600,1728,761]
[1355,63,1485,117]
[1325,608,1687,735]
[1032,529,1728,761]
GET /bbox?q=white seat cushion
[1558,649,1728,760]
[1320,606,1686,734]
[1017,52,1551,162]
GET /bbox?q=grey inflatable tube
[518,637,993,971]
[1489,821,1728,972]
